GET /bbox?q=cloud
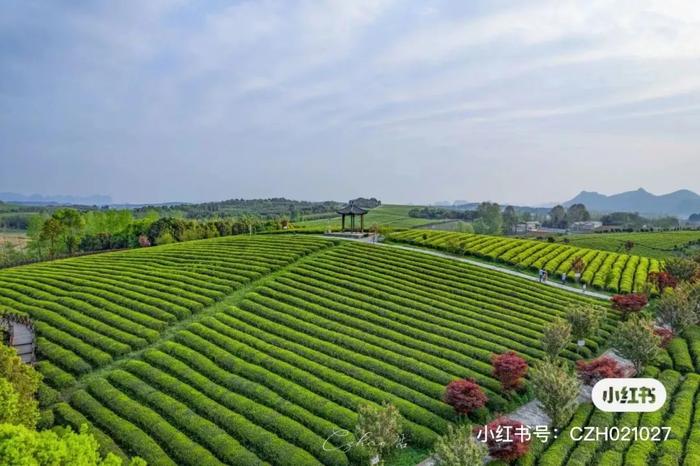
[2,0,700,204]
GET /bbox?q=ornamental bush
[474,417,530,462]
[575,356,625,385]
[531,358,580,429]
[355,402,405,463]
[610,316,661,373]
[648,271,678,291]
[444,379,488,415]
[654,286,698,333]
[611,293,648,320]
[542,319,572,359]
[432,423,487,466]
[654,328,674,348]
[566,304,603,344]
[491,351,528,392]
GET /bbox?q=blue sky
[2,0,700,205]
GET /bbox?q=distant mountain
[563,188,700,216]
[0,192,112,206]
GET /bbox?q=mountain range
[563,188,700,217]
[0,192,112,206]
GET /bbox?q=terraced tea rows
[519,369,700,466]
[2,236,620,466]
[563,231,700,259]
[389,230,662,293]
[0,235,333,386]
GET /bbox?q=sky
[2,0,700,205]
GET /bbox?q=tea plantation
[0,235,621,465]
[389,230,663,294]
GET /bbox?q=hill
[0,192,112,206]
[0,234,612,466]
[563,188,700,216]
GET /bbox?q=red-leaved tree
[611,293,648,319]
[444,378,488,415]
[654,328,674,348]
[491,351,528,393]
[575,356,625,385]
[474,417,530,462]
[648,272,678,291]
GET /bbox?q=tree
[566,204,590,224]
[610,316,661,373]
[542,319,572,358]
[530,358,580,428]
[623,240,635,253]
[502,206,518,235]
[39,218,63,258]
[444,379,488,415]
[355,402,404,464]
[491,351,528,393]
[566,304,604,346]
[610,293,648,320]
[664,258,698,283]
[432,424,487,466]
[53,208,85,254]
[654,286,697,333]
[0,423,146,466]
[474,418,530,462]
[547,205,567,229]
[575,356,625,385]
[473,202,502,235]
[0,344,41,429]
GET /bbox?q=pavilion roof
[337,202,368,215]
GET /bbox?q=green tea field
[0,234,617,466]
[388,230,663,294]
[561,231,700,259]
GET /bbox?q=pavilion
[337,201,368,233]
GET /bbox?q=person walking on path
[561,273,567,284]
[538,268,544,283]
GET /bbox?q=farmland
[295,204,451,231]
[561,231,700,259]
[0,230,28,249]
[0,234,618,465]
[388,230,662,294]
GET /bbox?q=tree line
[1,208,287,268]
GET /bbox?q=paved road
[319,234,610,301]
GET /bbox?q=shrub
[654,328,674,348]
[667,338,694,373]
[355,402,405,463]
[664,257,698,283]
[566,304,603,345]
[655,286,698,333]
[432,424,487,466]
[530,359,580,429]
[444,379,488,415]
[648,271,678,291]
[610,293,648,320]
[491,351,528,392]
[474,417,530,462]
[610,316,661,373]
[575,356,624,385]
[541,319,571,359]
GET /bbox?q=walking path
[317,234,610,301]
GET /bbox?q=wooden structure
[0,313,36,364]
[337,201,368,233]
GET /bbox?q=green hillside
[0,234,615,466]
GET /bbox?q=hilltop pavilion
[337,201,368,233]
